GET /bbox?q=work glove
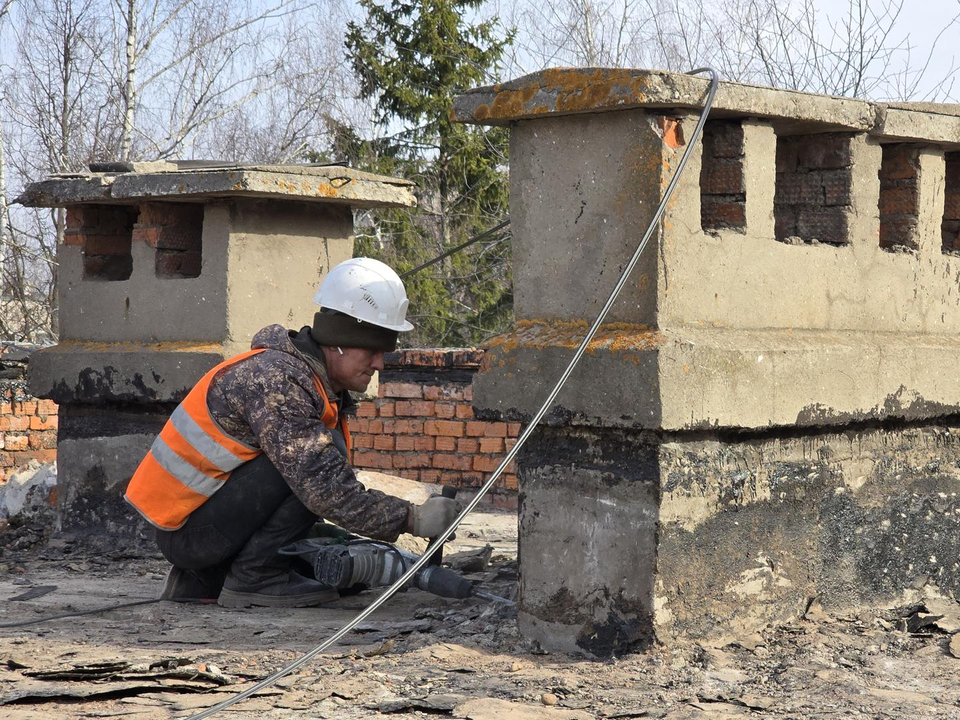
[408,495,464,538]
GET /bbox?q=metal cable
[399,219,511,279]
[187,66,719,720]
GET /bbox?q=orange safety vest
[125,348,351,530]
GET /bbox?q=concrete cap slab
[16,164,417,209]
[453,68,876,133]
[455,68,960,145]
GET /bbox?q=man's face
[325,346,386,393]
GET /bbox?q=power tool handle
[426,485,458,566]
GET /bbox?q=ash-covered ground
[2,510,960,719]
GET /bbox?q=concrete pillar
[455,68,960,654]
[16,162,415,542]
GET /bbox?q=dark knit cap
[310,309,399,351]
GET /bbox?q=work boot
[159,564,227,603]
[217,493,338,608]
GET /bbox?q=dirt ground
[2,510,960,719]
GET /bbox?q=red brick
[479,437,504,453]
[28,434,58,450]
[29,449,58,464]
[156,224,201,251]
[879,146,920,181]
[505,438,518,450]
[704,121,744,158]
[0,452,12,468]
[398,470,419,481]
[373,436,395,451]
[379,401,396,418]
[433,454,472,471]
[656,116,684,149]
[455,404,474,419]
[465,421,486,437]
[396,400,435,417]
[84,235,131,256]
[30,416,57,431]
[66,205,96,230]
[382,419,422,435]
[353,451,392,470]
[434,402,456,419]
[356,402,377,417]
[463,386,473,401]
[473,456,515,473]
[701,197,746,229]
[352,434,374,450]
[797,134,852,169]
[700,158,745,195]
[38,400,58,415]
[880,216,919,250]
[0,417,29,431]
[879,185,919,215]
[457,438,479,454]
[63,231,85,246]
[420,469,442,484]
[483,422,509,438]
[0,402,12,415]
[423,385,466,401]
[507,423,522,435]
[133,226,162,246]
[500,474,519,491]
[945,190,960,220]
[414,436,436,452]
[5,436,28,451]
[435,436,457,452]
[380,382,422,399]
[395,436,417,451]
[424,420,465,437]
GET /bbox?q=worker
[124,257,463,608]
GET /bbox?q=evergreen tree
[345,0,513,347]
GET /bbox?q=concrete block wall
[350,349,519,508]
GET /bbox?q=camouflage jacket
[205,324,410,541]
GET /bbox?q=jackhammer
[279,537,513,606]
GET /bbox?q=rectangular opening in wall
[943,152,960,255]
[134,202,203,279]
[774,133,855,246]
[700,120,746,233]
[65,204,137,281]
[878,144,921,253]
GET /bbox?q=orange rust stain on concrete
[485,319,663,355]
[470,69,653,121]
[49,340,222,353]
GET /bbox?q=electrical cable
[0,598,162,629]
[186,66,719,720]
[399,219,511,279]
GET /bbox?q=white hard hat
[313,257,414,332]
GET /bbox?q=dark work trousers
[154,453,318,571]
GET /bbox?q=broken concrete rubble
[460,68,960,655]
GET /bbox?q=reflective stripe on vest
[125,348,350,531]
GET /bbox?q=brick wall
[943,153,960,253]
[775,133,855,245]
[700,120,746,232]
[0,346,57,483]
[350,349,520,508]
[879,145,922,252]
[65,202,203,281]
